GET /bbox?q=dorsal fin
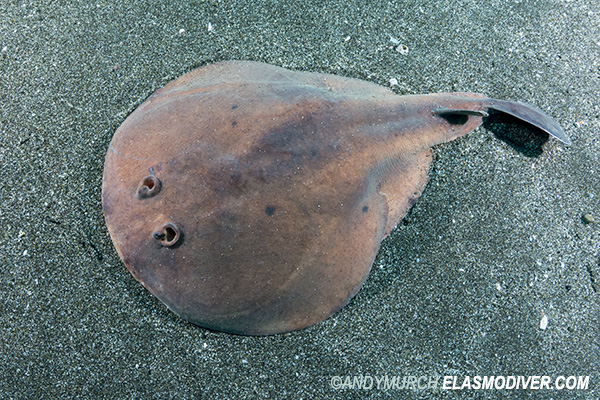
[433,107,489,118]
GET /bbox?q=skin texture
[102,61,568,335]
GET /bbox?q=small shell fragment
[396,44,409,54]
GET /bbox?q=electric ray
[102,61,569,335]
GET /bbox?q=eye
[153,223,182,247]
[137,175,162,198]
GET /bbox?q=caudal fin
[486,99,571,145]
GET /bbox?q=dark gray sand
[1,0,598,398]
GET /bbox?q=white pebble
[389,78,398,87]
[540,315,548,330]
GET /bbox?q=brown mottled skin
[102,61,568,335]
